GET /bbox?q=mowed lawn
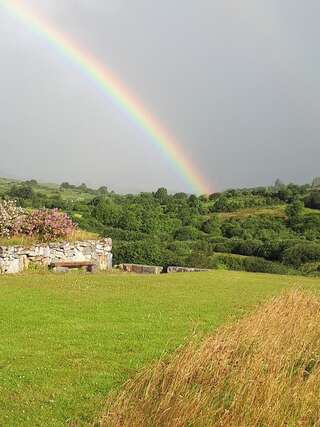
[0,271,320,426]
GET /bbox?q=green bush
[300,262,320,275]
[103,227,147,241]
[174,226,200,241]
[201,217,221,235]
[113,240,165,266]
[186,252,295,275]
[163,241,192,268]
[232,240,262,257]
[283,243,320,266]
[304,191,320,210]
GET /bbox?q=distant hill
[0,177,96,202]
[0,175,320,276]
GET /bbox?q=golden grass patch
[102,291,320,427]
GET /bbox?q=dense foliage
[0,178,319,275]
[18,209,76,240]
[0,199,75,240]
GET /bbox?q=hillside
[0,177,95,203]
[0,177,320,275]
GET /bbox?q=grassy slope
[0,271,320,426]
[104,291,320,427]
[0,177,94,202]
[216,205,320,220]
[216,205,286,219]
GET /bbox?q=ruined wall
[119,263,163,274]
[0,238,112,274]
[167,266,210,273]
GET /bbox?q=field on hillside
[0,177,94,202]
[0,270,320,426]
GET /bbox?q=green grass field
[216,204,320,220]
[1,271,320,426]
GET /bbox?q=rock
[52,267,69,273]
[120,263,163,274]
[167,266,210,273]
[1,258,23,274]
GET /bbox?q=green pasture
[1,270,320,426]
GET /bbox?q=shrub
[8,184,34,200]
[185,252,295,275]
[256,239,291,261]
[232,239,262,257]
[19,209,76,240]
[163,241,192,269]
[0,200,25,237]
[113,240,165,266]
[300,262,320,275]
[241,256,292,275]
[304,191,320,210]
[174,226,200,241]
[201,217,221,235]
[283,243,320,266]
[103,227,147,241]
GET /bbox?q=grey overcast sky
[0,0,319,193]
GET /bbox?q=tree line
[1,178,320,275]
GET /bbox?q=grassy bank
[104,291,320,426]
[0,271,319,425]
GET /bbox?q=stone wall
[119,263,163,274]
[167,266,210,273]
[0,238,112,274]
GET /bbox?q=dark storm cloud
[0,0,319,192]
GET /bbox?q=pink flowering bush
[20,208,76,240]
[0,199,76,240]
[0,200,26,237]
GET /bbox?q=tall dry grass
[101,291,320,427]
[0,229,98,247]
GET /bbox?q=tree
[91,197,121,227]
[283,242,320,266]
[305,191,320,210]
[24,179,38,186]
[118,206,142,231]
[274,179,285,190]
[154,187,168,204]
[188,194,201,210]
[208,192,221,200]
[78,183,88,191]
[173,192,188,200]
[201,216,221,236]
[174,226,199,240]
[60,182,72,189]
[286,198,303,228]
[312,177,320,188]
[9,184,34,200]
[97,186,109,195]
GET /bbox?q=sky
[0,0,319,194]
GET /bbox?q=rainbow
[2,0,211,194]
